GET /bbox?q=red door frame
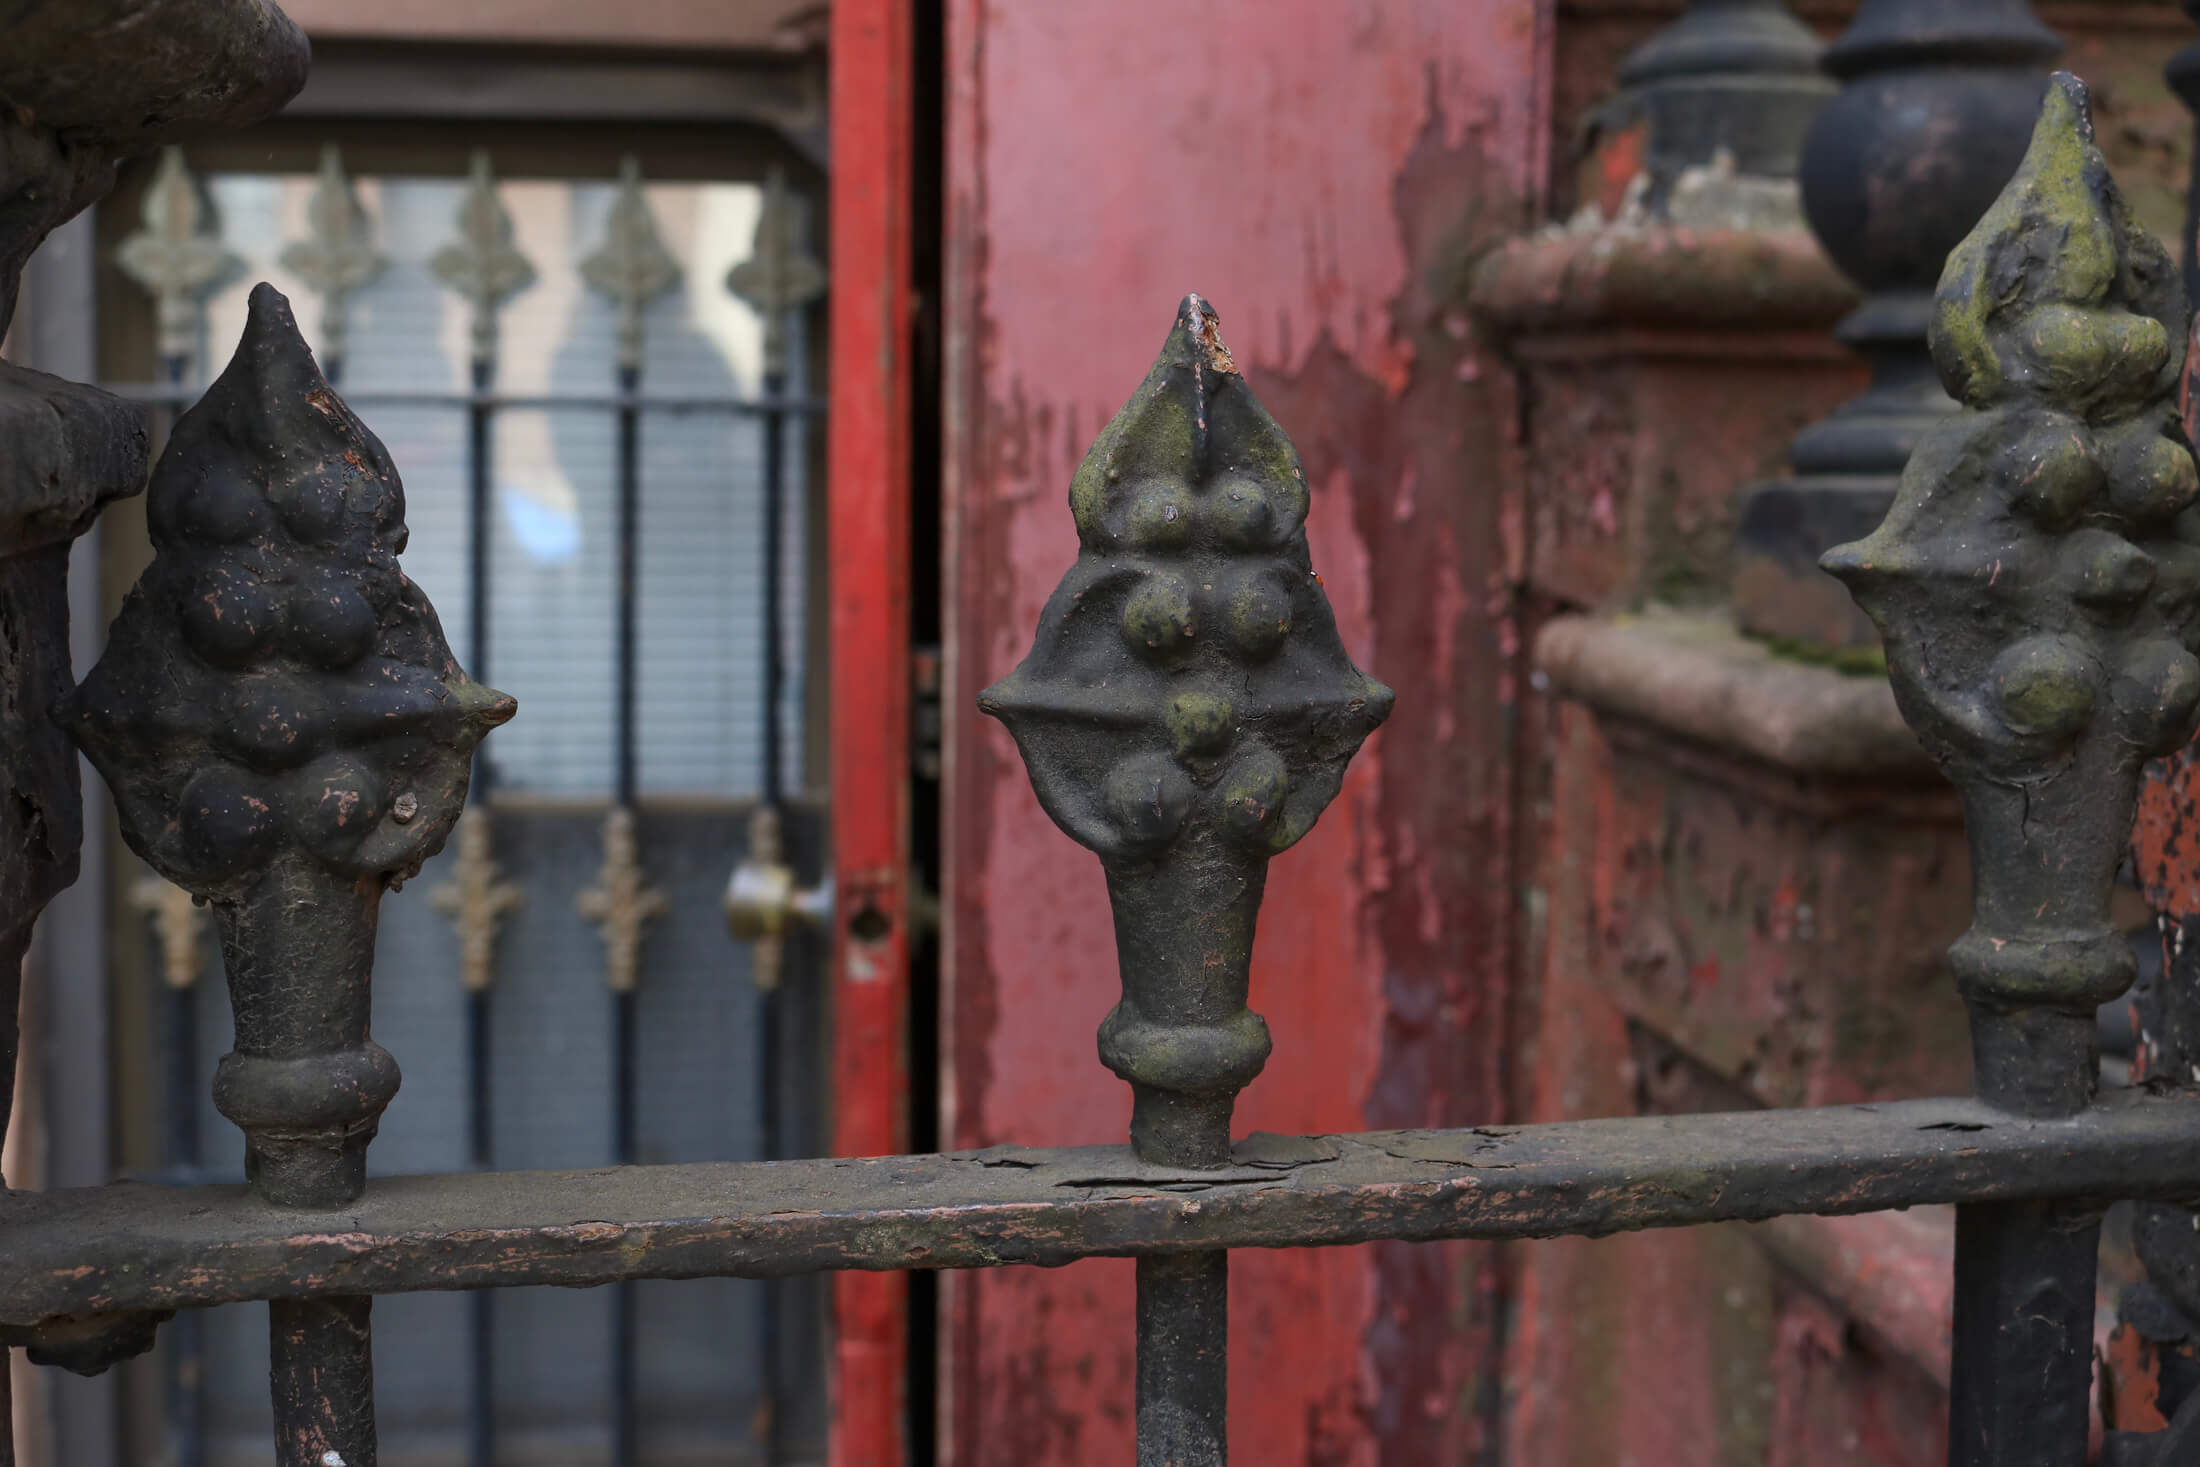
[826,1,914,1464]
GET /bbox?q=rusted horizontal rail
[2,1091,2195,1327]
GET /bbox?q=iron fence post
[68,284,512,1466]
[1736,0,2060,650]
[1826,74,2200,1467]
[982,294,1392,1464]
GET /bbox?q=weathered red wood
[827,0,914,1462]
[939,2,1550,1460]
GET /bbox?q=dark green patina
[980,293,1392,1173]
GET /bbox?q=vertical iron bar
[1948,1201,2099,1467]
[611,359,643,1467]
[756,366,788,1465]
[761,379,786,808]
[463,353,498,1467]
[269,1296,376,1467]
[430,152,532,1467]
[163,977,205,1467]
[468,358,493,705]
[234,866,388,1467]
[1136,1255,1228,1466]
[615,365,641,809]
[157,362,210,1467]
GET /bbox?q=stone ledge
[1470,225,1858,336]
[1536,610,1932,778]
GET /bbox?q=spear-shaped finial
[116,147,238,372]
[69,283,515,1204]
[725,167,825,377]
[980,294,1392,1168]
[431,151,537,371]
[1824,73,2200,1116]
[580,155,680,374]
[279,143,384,376]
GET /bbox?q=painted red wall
[940,2,1551,1462]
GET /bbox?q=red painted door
[939,2,1551,1463]
[827,1,913,1464]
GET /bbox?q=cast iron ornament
[980,294,1393,1166]
[69,283,514,1203]
[1824,75,2200,1114]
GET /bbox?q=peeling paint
[942,2,1545,1460]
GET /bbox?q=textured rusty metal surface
[268,1296,376,1467]
[0,17,306,1454]
[0,1093,2193,1328]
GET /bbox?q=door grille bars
[9,66,2200,1467]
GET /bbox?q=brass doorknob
[724,804,831,990]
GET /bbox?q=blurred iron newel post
[1735,0,2060,651]
[981,295,1392,1466]
[2171,0,2200,301]
[1593,0,1831,208]
[1825,76,2200,1465]
[69,286,513,1467]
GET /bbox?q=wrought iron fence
[10,63,2200,1467]
[89,144,828,1465]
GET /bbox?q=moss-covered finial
[979,295,1392,1167]
[1822,74,2200,1116]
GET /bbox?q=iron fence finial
[980,293,1392,1170]
[580,155,680,374]
[726,166,825,379]
[1824,72,2200,1117]
[279,143,383,377]
[69,283,514,1205]
[431,151,536,373]
[116,146,238,375]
